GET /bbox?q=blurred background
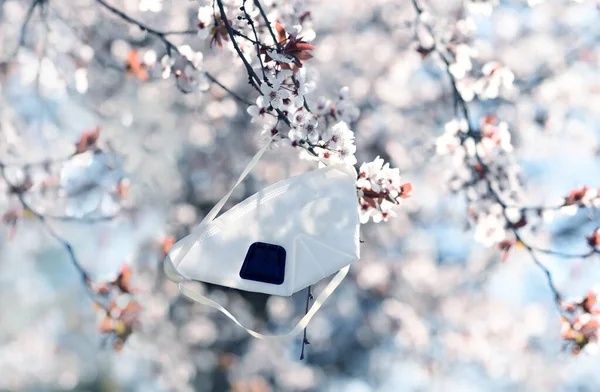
[2,0,600,390]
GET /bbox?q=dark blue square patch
[239,242,286,285]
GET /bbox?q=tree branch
[215,0,262,90]
[205,72,253,105]
[410,0,569,315]
[242,0,267,81]
[13,0,43,56]
[0,164,108,311]
[95,0,251,102]
[253,0,281,50]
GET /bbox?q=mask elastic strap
[164,140,272,284]
[163,140,351,339]
[177,265,349,339]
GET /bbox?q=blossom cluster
[436,116,523,247]
[92,265,142,351]
[158,0,371,178]
[564,186,600,209]
[313,86,361,124]
[177,0,365,169]
[443,23,516,102]
[1,128,128,226]
[248,62,412,221]
[422,0,600,361]
[561,289,600,355]
[4,0,600,389]
[356,156,412,223]
[223,14,411,221]
[456,60,517,102]
[0,126,137,350]
[160,45,209,93]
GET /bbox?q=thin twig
[96,0,171,42]
[25,207,118,223]
[525,244,597,260]
[234,30,271,48]
[299,285,312,360]
[95,0,251,100]
[205,72,253,105]
[162,29,198,36]
[13,0,43,56]
[215,0,262,90]
[0,165,107,311]
[253,0,281,50]
[514,232,564,307]
[242,0,267,81]
[410,0,568,315]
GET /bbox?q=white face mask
[164,143,361,339]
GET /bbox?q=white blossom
[267,49,295,64]
[247,97,270,123]
[260,71,293,110]
[138,0,162,13]
[281,93,304,113]
[179,45,203,69]
[197,6,213,39]
[449,44,477,79]
[322,121,355,150]
[288,115,319,143]
[160,55,175,79]
[356,156,411,223]
[296,67,316,96]
[314,96,331,115]
[475,62,516,100]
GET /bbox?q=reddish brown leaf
[565,187,589,206]
[113,338,125,352]
[162,236,176,255]
[481,115,499,126]
[210,20,229,49]
[75,126,101,154]
[2,208,22,225]
[96,283,111,295]
[299,11,311,24]
[292,42,316,51]
[498,240,515,250]
[266,24,316,71]
[98,316,114,333]
[562,301,578,313]
[115,265,133,294]
[295,51,314,61]
[475,163,487,176]
[416,46,434,58]
[115,178,130,200]
[120,300,142,327]
[364,197,378,209]
[497,239,514,262]
[587,229,600,248]
[9,177,33,194]
[579,319,600,339]
[107,300,118,312]
[125,50,149,81]
[582,291,597,312]
[275,22,287,44]
[219,353,235,369]
[512,216,528,229]
[400,183,412,199]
